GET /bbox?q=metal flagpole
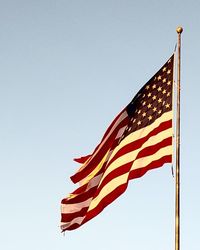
[175,26,183,250]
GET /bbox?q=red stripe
[136,137,172,159]
[129,155,172,179]
[74,155,91,164]
[61,207,88,223]
[61,186,96,205]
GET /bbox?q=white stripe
[131,145,172,171]
[85,173,103,191]
[61,197,92,214]
[61,216,84,229]
[88,145,172,212]
[116,125,127,139]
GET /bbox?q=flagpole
[175,26,183,250]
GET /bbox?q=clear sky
[0,1,199,250]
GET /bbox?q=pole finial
[176,26,183,34]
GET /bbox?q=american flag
[61,55,174,231]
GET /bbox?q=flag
[61,55,174,232]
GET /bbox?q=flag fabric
[61,55,174,232]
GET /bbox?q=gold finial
[176,26,183,34]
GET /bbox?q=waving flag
[61,55,174,232]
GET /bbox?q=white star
[146,85,150,90]
[153,107,157,112]
[142,101,146,106]
[152,95,157,100]
[152,84,156,89]
[157,75,162,80]
[165,103,170,108]
[157,87,162,92]
[167,81,171,86]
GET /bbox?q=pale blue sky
[0,1,199,250]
